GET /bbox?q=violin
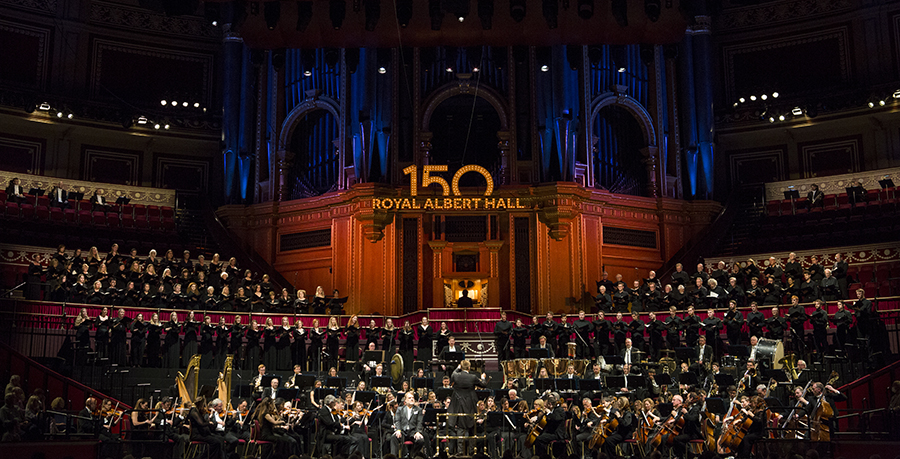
[102,409,124,418]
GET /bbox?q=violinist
[155,397,189,459]
[130,398,158,457]
[522,392,567,459]
[603,397,635,458]
[226,399,252,444]
[319,395,358,456]
[208,398,241,451]
[573,398,600,450]
[511,318,529,359]
[188,396,225,459]
[256,397,299,456]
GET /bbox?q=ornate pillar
[276,150,293,201]
[692,15,715,198]
[428,240,448,307]
[641,146,660,198]
[497,131,511,185]
[419,131,433,165]
[485,241,505,308]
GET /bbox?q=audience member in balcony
[200,315,215,368]
[831,253,849,299]
[163,312,182,368]
[799,271,819,303]
[787,296,808,353]
[182,311,200,366]
[89,189,110,211]
[1,392,22,441]
[130,312,146,367]
[5,177,26,203]
[109,308,129,366]
[146,312,162,367]
[806,183,825,209]
[830,300,853,349]
[49,181,68,208]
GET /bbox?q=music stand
[577,379,601,393]
[435,388,453,401]
[606,376,625,391]
[554,379,576,392]
[412,377,434,390]
[604,355,625,366]
[727,345,750,358]
[28,188,44,196]
[115,196,131,205]
[764,397,786,411]
[276,388,299,400]
[294,375,317,390]
[879,178,895,189]
[678,372,698,387]
[353,390,378,405]
[629,375,647,390]
[534,378,555,393]
[675,347,697,364]
[705,397,727,415]
[784,189,800,214]
[325,377,347,389]
[443,351,465,362]
[714,374,736,388]
[71,192,85,201]
[476,390,492,400]
[493,389,510,401]
[654,374,673,386]
[529,348,550,359]
[423,408,446,426]
[487,411,514,430]
[261,375,280,388]
[315,387,339,400]
[363,350,385,364]
[764,370,789,384]
[370,376,392,391]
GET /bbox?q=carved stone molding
[763,166,900,202]
[89,1,218,40]
[716,0,853,31]
[537,195,581,241]
[421,81,510,131]
[356,207,394,243]
[0,169,175,206]
[589,91,657,147]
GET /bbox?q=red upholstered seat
[5,202,19,217]
[92,211,107,226]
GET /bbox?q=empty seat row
[0,191,176,232]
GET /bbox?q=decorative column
[419,132,433,165]
[496,131,511,185]
[484,240,505,308]
[641,146,660,198]
[428,240,448,307]
[275,150,293,201]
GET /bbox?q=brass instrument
[779,354,799,380]
[176,355,201,408]
[217,355,234,410]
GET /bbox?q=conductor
[448,359,487,455]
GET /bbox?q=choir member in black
[628,311,646,352]
[595,284,612,312]
[188,396,225,459]
[647,312,666,360]
[612,282,630,313]
[74,308,93,364]
[88,281,107,305]
[854,288,875,341]
[262,317,278,369]
[688,276,708,308]
[250,285,266,312]
[808,255,824,282]
[294,289,309,313]
[742,259,761,287]
[109,308,128,366]
[291,318,307,370]
[571,310,592,359]
[830,300,853,349]
[729,263,746,290]
[683,306,702,347]
[709,261,727,287]
[593,311,612,357]
[327,288,345,315]
[381,317,397,355]
[541,311,559,353]
[603,397,636,458]
[706,278,727,309]
[245,319,262,370]
[234,287,250,311]
[724,300,744,346]
[690,262,709,285]
[628,280,643,312]
[810,299,829,361]
[746,302,765,341]
[799,271,818,303]
[182,311,200,366]
[787,296,808,353]
[397,320,415,373]
[701,308,723,358]
[726,277,745,308]
[155,284,171,310]
[325,316,342,370]
[199,315,215,369]
[784,252,802,281]
[210,316,227,368]
[343,315,361,365]
[766,306,786,341]
[129,312,146,367]
[670,284,688,310]
[416,317,434,364]
[762,276,783,306]
[144,312,162,368]
[522,392,567,459]
[71,274,88,303]
[364,319,380,350]
[556,314,572,358]
[643,282,662,311]
[832,253,849,299]
[611,312,628,353]
[265,291,280,312]
[226,315,244,368]
[511,318,529,358]
[122,281,139,307]
[764,256,783,280]
[671,263,690,289]
[163,312,181,368]
[494,311,514,361]
[664,306,683,350]
[95,307,111,359]
[218,285,233,311]
[820,268,840,301]
[276,317,293,371]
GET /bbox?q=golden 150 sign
[371,165,528,211]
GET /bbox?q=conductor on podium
[448,359,487,455]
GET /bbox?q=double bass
[810,371,840,441]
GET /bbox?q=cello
[717,405,755,455]
[523,407,549,448]
[645,394,697,452]
[587,402,619,449]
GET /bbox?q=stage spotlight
[542,0,558,29]
[164,124,170,130]
[477,0,494,30]
[39,102,50,111]
[772,92,779,98]
[733,102,738,108]
[154,123,161,130]
[510,0,526,23]
[879,99,886,106]
[791,107,803,116]
[429,0,444,30]
[577,0,593,19]
[376,48,392,74]
[536,47,551,73]
[364,0,380,31]
[194,102,200,108]
[644,0,660,22]
[768,116,775,123]
[868,101,875,108]
[329,0,346,29]
[778,114,785,121]
[137,116,148,125]
[161,100,167,106]
[395,0,412,27]
[296,1,313,32]
[378,67,387,74]
[612,0,627,27]
[739,97,745,103]
[264,1,281,30]
[893,89,900,99]
[749,95,756,101]
[67,113,73,119]
[446,67,454,73]
[761,94,768,101]
[56,111,63,118]
[204,2,220,26]
[171,100,178,106]
[182,101,188,107]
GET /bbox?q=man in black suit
[390,392,427,457]
[438,336,465,368]
[5,177,26,203]
[261,377,280,400]
[620,338,640,367]
[458,289,474,308]
[90,189,109,211]
[531,334,555,358]
[523,392,568,459]
[318,395,355,456]
[854,288,875,341]
[448,360,487,455]
[806,183,825,209]
[694,335,713,376]
[50,181,69,208]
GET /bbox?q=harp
[217,355,234,410]
[175,354,201,407]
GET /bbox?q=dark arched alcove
[288,109,339,198]
[593,105,647,196]
[428,94,502,188]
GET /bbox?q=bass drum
[757,339,785,368]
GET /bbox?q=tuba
[779,354,799,381]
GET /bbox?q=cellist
[660,392,702,458]
[603,397,636,457]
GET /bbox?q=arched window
[593,105,647,196]
[288,109,339,198]
[428,95,502,188]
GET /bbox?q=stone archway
[275,96,341,200]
